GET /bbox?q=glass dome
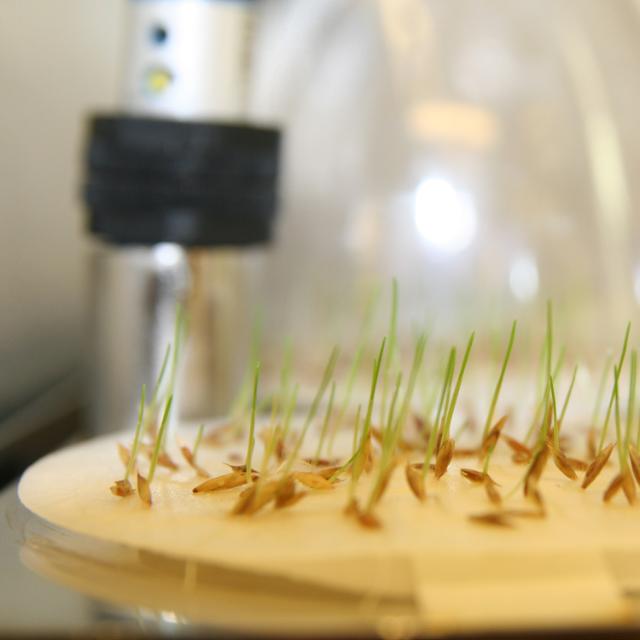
[246,0,640,380]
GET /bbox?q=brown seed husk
[543,403,554,435]
[501,508,546,520]
[621,469,636,505]
[179,446,209,478]
[405,463,425,501]
[587,428,598,460]
[527,486,545,509]
[238,484,254,499]
[468,512,513,528]
[231,483,257,515]
[408,461,438,473]
[277,490,308,509]
[434,432,444,453]
[565,456,589,472]
[275,438,287,462]
[224,463,260,474]
[371,427,414,452]
[110,479,133,497]
[274,475,296,508]
[293,471,334,490]
[557,433,572,453]
[244,480,280,515]
[117,443,130,468]
[204,423,237,446]
[180,445,194,465]
[357,510,382,529]
[434,439,454,479]
[603,473,624,502]
[315,466,343,480]
[192,472,247,494]
[453,447,479,458]
[156,451,179,470]
[303,457,339,467]
[503,435,531,457]
[136,473,151,506]
[524,446,550,496]
[629,447,640,485]
[362,434,374,473]
[512,450,532,465]
[370,460,398,506]
[344,497,360,516]
[484,477,502,506]
[553,450,578,480]
[582,442,615,489]
[460,468,485,483]
[145,422,158,440]
[480,415,508,458]
[413,413,427,433]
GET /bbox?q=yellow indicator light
[144,67,173,95]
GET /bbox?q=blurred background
[2,0,640,444]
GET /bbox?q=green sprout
[344,339,386,487]
[228,311,263,426]
[392,333,427,446]
[314,381,336,461]
[278,338,294,406]
[547,364,578,453]
[626,350,637,460]
[258,343,295,465]
[524,303,554,445]
[549,373,560,450]
[168,303,186,397]
[380,279,398,427]
[545,301,553,383]
[558,365,578,429]
[422,348,456,481]
[598,322,631,452]
[361,338,387,443]
[441,332,475,443]
[147,395,173,485]
[482,320,517,442]
[480,326,518,477]
[421,369,439,431]
[125,384,146,482]
[592,352,613,427]
[280,383,299,447]
[524,347,565,445]
[613,366,627,471]
[245,362,261,483]
[347,405,363,500]
[281,347,340,476]
[327,288,379,455]
[192,423,204,460]
[365,371,403,512]
[149,345,171,416]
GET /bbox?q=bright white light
[509,254,539,302]
[153,243,183,269]
[414,178,477,254]
[160,610,179,624]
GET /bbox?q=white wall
[0,1,123,413]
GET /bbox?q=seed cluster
[109,296,640,528]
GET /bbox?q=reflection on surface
[17,505,417,637]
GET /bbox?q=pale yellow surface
[17,429,640,635]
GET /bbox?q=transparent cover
[247,0,640,371]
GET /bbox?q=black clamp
[83,114,281,246]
